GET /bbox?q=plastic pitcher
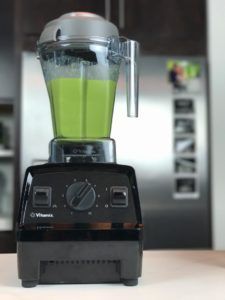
[38,12,139,139]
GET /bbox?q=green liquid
[47,78,117,139]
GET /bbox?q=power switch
[110,186,128,208]
[33,186,52,208]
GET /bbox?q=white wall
[207,0,225,249]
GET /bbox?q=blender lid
[38,12,119,44]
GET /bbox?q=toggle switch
[33,186,52,208]
[110,186,128,208]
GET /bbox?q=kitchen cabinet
[21,0,206,55]
[117,0,206,55]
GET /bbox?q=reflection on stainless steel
[175,118,195,134]
[21,54,210,249]
[175,157,196,173]
[176,178,196,193]
[175,138,195,153]
[31,159,48,165]
[174,98,194,114]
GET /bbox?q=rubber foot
[123,279,138,286]
[22,280,38,288]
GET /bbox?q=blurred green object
[167,60,201,79]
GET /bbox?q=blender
[17,12,143,287]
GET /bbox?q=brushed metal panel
[112,56,211,249]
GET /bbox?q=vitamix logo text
[30,212,54,218]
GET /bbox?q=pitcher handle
[122,40,139,117]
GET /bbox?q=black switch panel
[110,186,128,208]
[22,164,139,224]
[33,186,52,208]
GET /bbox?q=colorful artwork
[167,60,201,93]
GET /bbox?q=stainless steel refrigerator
[21,53,211,249]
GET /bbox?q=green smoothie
[47,78,117,139]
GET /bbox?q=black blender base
[17,163,143,287]
[18,241,142,288]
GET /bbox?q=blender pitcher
[37,12,139,163]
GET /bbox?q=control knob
[66,182,96,211]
